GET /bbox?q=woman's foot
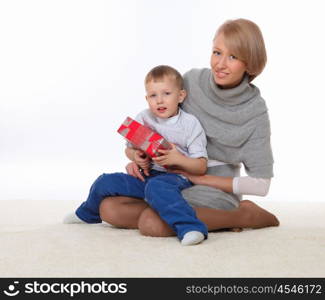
[229,227,243,232]
[239,200,280,228]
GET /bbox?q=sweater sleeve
[241,135,274,178]
[240,111,274,178]
[233,176,271,196]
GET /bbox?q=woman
[99,18,279,236]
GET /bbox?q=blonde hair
[214,19,267,82]
[145,65,184,89]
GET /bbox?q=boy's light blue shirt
[128,108,208,172]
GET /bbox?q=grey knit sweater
[181,68,273,178]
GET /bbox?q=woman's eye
[213,50,221,56]
[229,55,237,60]
[165,92,171,95]
[150,94,156,98]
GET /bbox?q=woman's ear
[178,89,187,103]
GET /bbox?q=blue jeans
[76,170,208,240]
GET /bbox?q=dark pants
[76,170,208,240]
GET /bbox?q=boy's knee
[93,173,110,189]
[94,173,124,193]
[95,173,119,185]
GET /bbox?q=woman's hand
[125,161,146,182]
[133,150,151,176]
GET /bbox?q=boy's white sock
[181,231,205,246]
[63,212,85,224]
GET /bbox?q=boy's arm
[125,147,136,161]
[125,147,151,176]
[171,155,207,175]
[152,144,207,175]
[179,116,208,175]
[152,117,208,175]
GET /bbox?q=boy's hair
[145,65,184,89]
[214,19,267,82]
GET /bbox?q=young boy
[64,65,208,246]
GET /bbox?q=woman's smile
[214,70,229,79]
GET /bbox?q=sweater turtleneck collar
[208,71,258,106]
[182,68,269,148]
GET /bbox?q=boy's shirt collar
[156,109,181,125]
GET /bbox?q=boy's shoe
[63,212,85,224]
[181,231,205,246]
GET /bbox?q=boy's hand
[133,150,151,176]
[125,162,146,182]
[152,143,183,167]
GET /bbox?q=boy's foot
[181,231,205,246]
[63,212,85,224]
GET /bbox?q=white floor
[0,200,324,277]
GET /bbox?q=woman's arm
[182,173,233,193]
[171,170,271,196]
[233,176,271,196]
[171,156,207,175]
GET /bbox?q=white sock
[63,212,85,224]
[181,231,205,246]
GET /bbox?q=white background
[1,0,324,202]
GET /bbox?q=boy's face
[145,76,186,119]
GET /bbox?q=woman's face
[210,33,247,89]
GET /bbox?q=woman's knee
[99,197,124,226]
[99,196,148,229]
[138,208,175,237]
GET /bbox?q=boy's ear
[178,89,187,103]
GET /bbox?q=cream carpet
[0,200,324,278]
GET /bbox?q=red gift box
[117,117,172,158]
